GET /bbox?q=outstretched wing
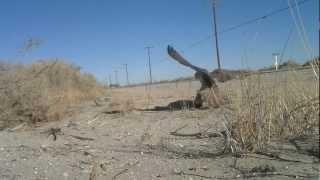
[167,45,217,89]
[167,45,208,74]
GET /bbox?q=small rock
[63,172,69,177]
[40,145,47,151]
[174,168,181,174]
[201,166,209,171]
[178,144,184,148]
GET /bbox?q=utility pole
[123,64,129,85]
[211,0,221,70]
[108,74,112,86]
[114,70,119,85]
[145,46,154,84]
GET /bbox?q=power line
[279,25,294,64]
[162,0,312,64]
[288,0,318,79]
[288,0,313,58]
[220,0,311,34]
[182,0,312,51]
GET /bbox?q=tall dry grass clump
[0,60,105,129]
[227,69,319,152]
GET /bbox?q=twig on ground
[89,162,98,180]
[173,170,213,179]
[255,151,314,163]
[171,124,188,134]
[170,125,222,139]
[112,161,139,180]
[103,148,153,155]
[170,131,222,138]
[240,172,317,179]
[70,135,95,141]
[87,115,100,125]
[240,152,316,163]
[173,170,318,179]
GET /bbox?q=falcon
[167,45,222,108]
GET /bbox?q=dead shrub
[0,60,105,129]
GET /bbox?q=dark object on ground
[249,164,276,174]
[289,133,320,158]
[41,127,61,141]
[155,100,194,110]
[138,100,209,111]
[103,110,122,114]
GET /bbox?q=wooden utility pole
[108,74,112,85]
[212,0,221,70]
[114,70,119,85]
[145,46,154,84]
[123,64,129,85]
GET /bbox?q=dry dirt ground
[0,70,319,180]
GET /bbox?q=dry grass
[227,69,319,152]
[0,60,106,129]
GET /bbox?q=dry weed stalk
[229,70,319,152]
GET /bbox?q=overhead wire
[152,0,313,65]
[181,0,313,51]
[294,0,314,56]
[287,0,318,78]
[240,18,264,69]
[288,0,313,57]
[279,25,295,65]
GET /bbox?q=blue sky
[0,0,318,84]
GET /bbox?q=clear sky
[0,0,318,84]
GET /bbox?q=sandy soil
[0,70,319,180]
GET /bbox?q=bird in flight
[167,45,218,91]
